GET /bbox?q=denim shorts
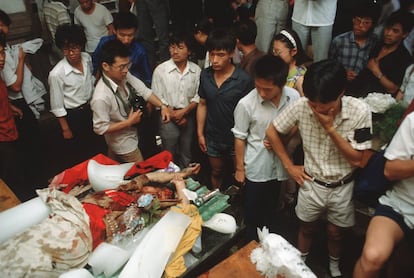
[206,139,234,158]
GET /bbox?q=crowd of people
[1,0,414,277]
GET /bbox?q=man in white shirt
[48,24,103,167]
[232,55,300,241]
[152,32,201,168]
[74,0,114,53]
[91,39,170,163]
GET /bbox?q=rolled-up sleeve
[48,73,67,117]
[231,102,249,140]
[91,98,111,135]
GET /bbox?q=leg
[208,155,225,190]
[136,0,155,69]
[291,21,310,55]
[310,25,333,62]
[177,115,195,169]
[159,120,180,162]
[327,222,345,259]
[146,0,170,63]
[298,220,319,256]
[353,216,404,278]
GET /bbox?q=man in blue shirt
[92,12,152,87]
[196,28,254,190]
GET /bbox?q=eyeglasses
[272,48,288,56]
[110,62,131,71]
[354,17,373,27]
[62,45,81,53]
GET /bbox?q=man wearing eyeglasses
[91,39,170,163]
[347,10,414,98]
[329,4,379,84]
[49,24,104,169]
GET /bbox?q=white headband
[280,30,297,49]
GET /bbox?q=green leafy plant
[372,102,406,145]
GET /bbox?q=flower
[362,92,396,114]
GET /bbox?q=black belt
[67,102,89,112]
[312,173,354,188]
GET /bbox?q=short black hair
[205,28,236,52]
[0,9,11,27]
[385,10,414,34]
[55,24,86,50]
[113,12,137,30]
[303,59,346,103]
[353,3,381,23]
[254,55,289,88]
[193,16,214,36]
[99,39,130,69]
[233,19,257,45]
[169,32,196,53]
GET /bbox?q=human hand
[286,165,312,186]
[128,108,143,125]
[346,69,356,81]
[234,169,245,185]
[62,128,74,139]
[10,104,23,119]
[308,102,335,132]
[160,105,170,123]
[263,138,272,150]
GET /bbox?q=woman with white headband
[271,29,310,96]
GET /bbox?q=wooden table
[198,240,267,278]
[0,179,21,212]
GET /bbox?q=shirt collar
[257,86,290,107]
[62,53,85,75]
[166,58,196,74]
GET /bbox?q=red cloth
[82,203,108,249]
[0,79,18,142]
[124,150,173,178]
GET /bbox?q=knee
[360,245,388,273]
[327,224,343,241]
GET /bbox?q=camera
[130,94,147,114]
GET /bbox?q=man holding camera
[91,40,170,163]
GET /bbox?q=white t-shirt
[380,112,414,229]
[74,3,113,53]
[400,64,414,105]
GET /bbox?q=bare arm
[196,98,207,153]
[234,138,246,184]
[57,117,73,139]
[146,93,170,122]
[266,124,311,185]
[384,159,414,181]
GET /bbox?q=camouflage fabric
[0,188,92,278]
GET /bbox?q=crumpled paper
[250,227,316,278]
